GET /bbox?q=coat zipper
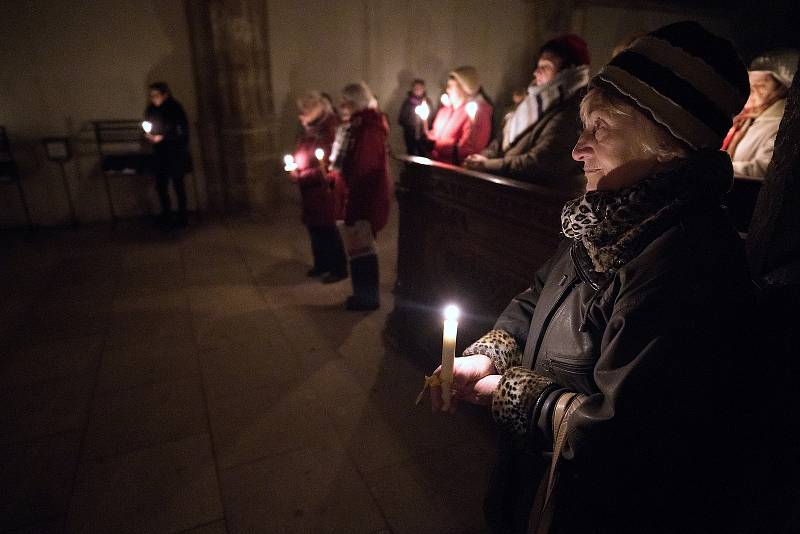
[530,275,580,368]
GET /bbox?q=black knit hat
[593,21,749,150]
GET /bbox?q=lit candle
[283,154,297,172]
[440,304,460,411]
[440,93,450,107]
[414,101,430,121]
[465,101,478,121]
[142,121,153,134]
[314,148,326,173]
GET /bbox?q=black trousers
[307,225,347,276]
[154,151,188,216]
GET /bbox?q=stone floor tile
[0,376,92,446]
[0,337,102,390]
[96,334,199,393]
[206,383,334,469]
[178,519,227,533]
[326,388,479,475]
[220,443,387,534]
[115,260,186,297]
[67,433,222,534]
[0,431,81,531]
[192,306,286,351]
[15,297,110,345]
[83,377,207,461]
[198,339,301,399]
[105,302,194,349]
[362,442,492,534]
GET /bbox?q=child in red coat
[290,91,347,283]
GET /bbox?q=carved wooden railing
[387,155,583,363]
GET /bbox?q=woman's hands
[430,355,501,413]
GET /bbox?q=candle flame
[443,304,460,321]
[440,93,450,107]
[283,154,297,172]
[315,148,325,161]
[283,154,294,165]
[142,121,153,133]
[466,101,478,120]
[414,102,430,121]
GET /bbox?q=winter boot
[345,254,379,311]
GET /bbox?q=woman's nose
[572,130,592,161]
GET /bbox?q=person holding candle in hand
[144,81,190,227]
[426,66,493,165]
[335,82,391,310]
[463,35,589,187]
[398,78,433,156]
[289,91,347,283]
[429,22,757,534]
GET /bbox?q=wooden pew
[388,155,583,363]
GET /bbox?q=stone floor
[0,201,497,533]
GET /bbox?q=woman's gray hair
[296,90,332,114]
[580,86,689,162]
[341,82,375,112]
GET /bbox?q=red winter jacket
[428,98,493,165]
[292,112,339,226]
[337,108,391,233]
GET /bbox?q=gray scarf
[502,65,589,151]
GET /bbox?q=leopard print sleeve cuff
[492,367,554,437]
[462,329,522,374]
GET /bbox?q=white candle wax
[440,304,460,410]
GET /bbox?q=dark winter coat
[292,112,339,227]
[480,93,584,187]
[398,92,432,155]
[337,108,391,233]
[145,97,190,174]
[488,161,755,532]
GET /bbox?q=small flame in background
[142,121,152,134]
[283,154,297,172]
[415,101,430,121]
[465,101,478,120]
[440,93,450,107]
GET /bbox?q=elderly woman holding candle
[335,82,391,310]
[464,35,590,186]
[289,91,347,283]
[426,66,493,165]
[430,22,757,534]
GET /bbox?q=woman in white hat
[724,48,799,179]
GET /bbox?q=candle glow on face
[440,93,450,107]
[440,303,460,411]
[142,121,153,134]
[465,101,478,120]
[414,101,430,121]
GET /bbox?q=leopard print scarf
[561,150,733,272]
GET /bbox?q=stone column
[186,0,279,213]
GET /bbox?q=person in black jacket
[397,79,432,156]
[144,82,190,227]
[426,22,759,534]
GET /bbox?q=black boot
[345,254,379,311]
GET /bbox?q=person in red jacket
[290,91,347,283]
[334,82,391,311]
[426,66,493,165]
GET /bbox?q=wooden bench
[388,155,583,362]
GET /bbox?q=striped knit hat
[594,21,749,150]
